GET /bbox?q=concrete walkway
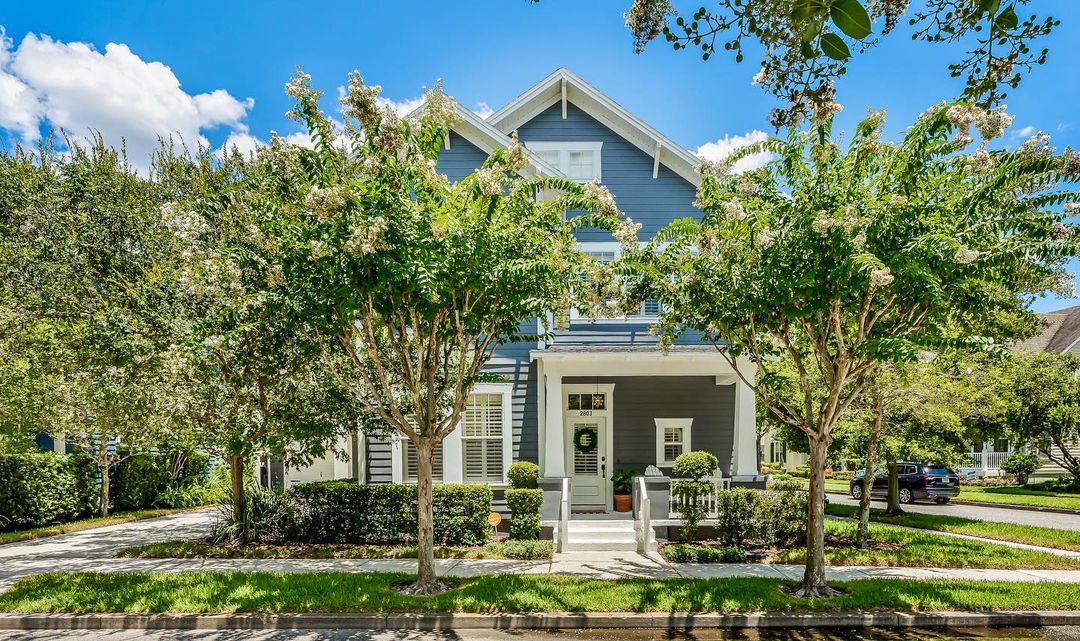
[5,508,1080,591]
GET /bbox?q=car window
[925,466,950,476]
[902,465,917,475]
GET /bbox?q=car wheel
[851,484,863,500]
[934,498,951,505]
[898,488,914,504]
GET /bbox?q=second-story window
[525,142,602,182]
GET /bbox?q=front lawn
[117,539,553,561]
[0,509,195,546]
[956,485,1080,511]
[5,572,1080,613]
[826,503,1080,552]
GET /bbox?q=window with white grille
[523,142,602,182]
[462,393,506,483]
[769,441,787,464]
[655,418,693,466]
[404,440,444,482]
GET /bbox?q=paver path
[828,492,1080,531]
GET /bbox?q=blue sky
[2,0,1079,310]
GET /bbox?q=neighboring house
[759,430,807,473]
[268,69,763,536]
[1005,304,1080,479]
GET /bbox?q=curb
[3,611,1080,630]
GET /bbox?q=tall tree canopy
[626,102,1079,596]
[253,70,637,593]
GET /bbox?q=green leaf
[800,40,818,59]
[994,6,1018,31]
[793,0,827,22]
[830,0,871,40]
[977,0,1001,16]
[820,33,851,60]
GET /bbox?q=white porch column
[443,425,464,483]
[542,367,566,477]
[536,358,547,472]
[730,376,759,477]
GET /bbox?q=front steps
[563,517,655,552]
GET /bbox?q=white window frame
[769,441,787,464]
[570,241,663,322]
[461,383,514,485]
[655,418,693,467]
[524,141,602,182]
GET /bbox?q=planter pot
[614,493,632,512]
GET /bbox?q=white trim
[655,418,693,466]
[390,436,404,484]
[466,382,515,484]
[563,383,616,508]
[487,68,702,186]
[524,141,602,182]
[652,140,662,179]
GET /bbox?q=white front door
[567,417,607,508]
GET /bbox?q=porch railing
[557,477,570,553]
[635,475,651,553]
[968,451,1010,469]
[668,475,731,519]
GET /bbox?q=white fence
[968,451,1009,470]
[667,476,732,519]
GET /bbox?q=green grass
[117,540,552,561]
[773,519,1080,569]
[827,503,1080,552]
[6,572,1080,613]
[0,509,194,546]
[956,485,1080,511]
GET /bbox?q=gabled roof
[1014,304,1080,353]
[407,101,562,178]
[486,68,702,186]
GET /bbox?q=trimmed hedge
[114,451,215,510]
[286,481,492,546]
[505,488,544,541]
[0,453,96,531]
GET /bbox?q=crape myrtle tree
[624,103,1080,596]
[623,0,1058,128]
[1007,351,1080,485]
[0,139,179,515]
[262,70,637,593]
[154,146,360,544]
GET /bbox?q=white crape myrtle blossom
[614,217,642,250]
[813,99,843,126]
[696,158,729,179]
[584,180,620,219]
[1065,203,1080,215]
[304,185,349,222]
[811,211,834,235]
[852,230,867,249]
[160,202,209,242]
[889,195,909,208]
[954,246,980,264]
[944,103,1014,150]
[1018,131,1053,160]
[723,199,748,221]
[755,227,776,248]
[344,217,389,257]
[869,267,894,288]
[475,166,503,197]
[965,145,996,174]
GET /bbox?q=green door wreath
[573,426,598,453]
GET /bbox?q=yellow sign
[487,511,502,527]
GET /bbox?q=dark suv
[849,462,960,505]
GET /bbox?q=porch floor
[570,510,633,520]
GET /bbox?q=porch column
[730,377,759,477]
[542,367,566,477]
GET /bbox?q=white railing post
[636,476,651,553]
[558,477,570,553]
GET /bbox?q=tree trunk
[857,387,884,548]
[229,454,248,545]
[409,438,443,594]
[798,434,838,598]
[756,431,764,472]
[98,437,110,517]
[885,459,903,515]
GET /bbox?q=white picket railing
[635,476,651,553]
[968,451,1010,470]
[557,477,570,553]
[668,475,731,519]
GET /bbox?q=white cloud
[217,129,328,158]
[0,29,253,170]
[377,95,425,117]
[696,130,773,173]
[1014,125,1036,139]
[473,101,494,120]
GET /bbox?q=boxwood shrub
[0,453,96,530]
[505,487,544,540]
[285,481,492,546]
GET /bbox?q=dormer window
[524,141,602,182]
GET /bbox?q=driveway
[828,492,1080,531]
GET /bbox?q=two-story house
[261,69,763,546]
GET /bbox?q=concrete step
[562,518,655,552]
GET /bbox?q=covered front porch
[531,346,764,551]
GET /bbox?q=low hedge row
[0,453,97,531]
[286,481,492,546]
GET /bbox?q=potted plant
[612,468,635,512]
